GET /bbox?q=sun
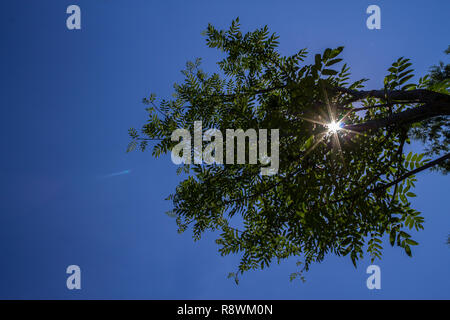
[299,84,363,160]
[327,121,342,133]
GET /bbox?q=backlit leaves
[128,20,442,282]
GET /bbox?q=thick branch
[343,102,450,132]
[335,87,450,104]
[337,101,413,112]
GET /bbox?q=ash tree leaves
[127,128,139,152]
[128,19,449,282]
[410,45,450,173]
[319,46,344,77]
[384,57,415,91]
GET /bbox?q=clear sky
[0,0,449,299]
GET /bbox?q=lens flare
[327,121,342,133]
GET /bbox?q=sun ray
[341,128,365,136]
[339,109,354,123]
[321,82,335,123]
[332,131,346,168]
[297,84,365,168]
[304,131,328,157]
[299,116,328,126]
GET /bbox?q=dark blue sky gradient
[0,0,449,299]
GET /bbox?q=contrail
[99,169,131,179]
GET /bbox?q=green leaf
[303,135,314,150]
[406,239,418,246]
[404,245,412,257]
[406,152,412,162]
[315,54,322,68]
[329,46,344,59]
[126,140,138,153]
[326,58,342,66]
[322,69,338,76]
[389,229,396,246]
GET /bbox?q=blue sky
[0,0,449,299]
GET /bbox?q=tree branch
[343,102,450,132]
[373,152,450,192]
[334,87,450,104]
[331,87,450,132]
[337,101,414,112]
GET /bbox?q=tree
[410,45,450,173]
[129,19,450,282]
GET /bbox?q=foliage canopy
[129,19,450,282]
